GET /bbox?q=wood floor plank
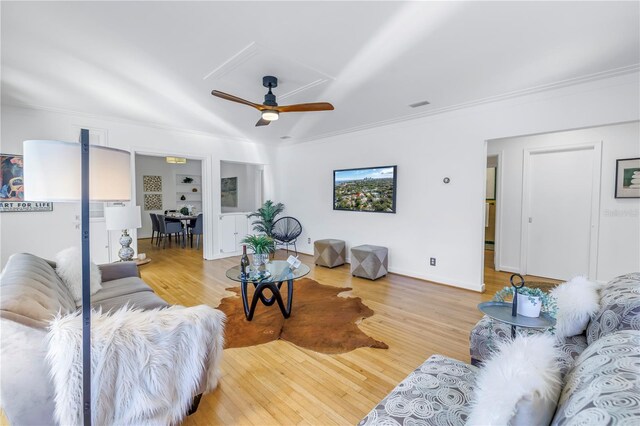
[134,242,561,425]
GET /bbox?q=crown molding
[287,64,640,146]
[1,102,254,144]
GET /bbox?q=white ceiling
[2,1,639,145]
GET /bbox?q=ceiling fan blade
[255,117,271,127]
[276,102,334,113]
[211,90,264,110]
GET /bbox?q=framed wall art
[615,157,640,199]
[0,153,53,212]
[221,177,238,207]
[144,193,163,211]
[143,175,162,192]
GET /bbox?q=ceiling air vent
[409,100,430,108]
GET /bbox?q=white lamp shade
[23,140,131,202]
[104,205,142,231]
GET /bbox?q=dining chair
[149,213,160,244]
[157,214,184,248]
[190,213,204,250]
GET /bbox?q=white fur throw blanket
[47,305,225,425]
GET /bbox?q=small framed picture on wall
[615,157,640,198]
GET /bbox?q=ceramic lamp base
[118,230,135,261]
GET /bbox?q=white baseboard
[386,266,484,293]
[496,264,521,274]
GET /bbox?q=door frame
[131,148,214,260]
[519,142,602,279]
[490,151,504,272]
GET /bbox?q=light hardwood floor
[0,244,556,426]
[135,240,557,425]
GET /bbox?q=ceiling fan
[211,76,334,127]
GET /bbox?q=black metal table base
[241,278,294,321]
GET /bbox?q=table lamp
[105,205,142,261]
[24,131,131,426]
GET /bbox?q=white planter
[517,295,542,318]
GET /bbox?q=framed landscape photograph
[221,177,238,207]
[333,165,397,213]
[615,157,640,198]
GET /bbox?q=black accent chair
[149,213,160,244]
[272,216,302,255]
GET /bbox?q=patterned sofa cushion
[551,330,640,425]
[469,316,587,379]
[359,355,477,426]
[586,272,640,345]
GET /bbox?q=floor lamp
[24,131,131,425]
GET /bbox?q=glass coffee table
[226,260,310,321]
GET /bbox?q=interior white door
[525,147,595,280]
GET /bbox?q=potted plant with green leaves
[247,200,285,237]
[493,286,557,318]
[241,234,275,271]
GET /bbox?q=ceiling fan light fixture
[261,110,279,121]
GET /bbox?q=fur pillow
[55,247,102,305]
[467,334,562,426]
[551,276,600,339]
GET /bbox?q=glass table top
[478,301,556,328]
[226,260,310,283]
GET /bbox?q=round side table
[478,301,555,338]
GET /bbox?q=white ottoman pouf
[350,245,388,280]
[314,239,346,268]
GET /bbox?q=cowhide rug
[216,278,388,354]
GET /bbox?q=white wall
[135,155,202,238]
[489,122,640,283]
[0,104,274,267]
[220,161,260,213]
[274,72,640,291]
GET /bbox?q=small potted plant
[182,177,194,184]
[241,234,275,270]
[493,286,557,318]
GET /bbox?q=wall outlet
[307,237,311,244]
[430,257,436,266]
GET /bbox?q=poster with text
[0,154,53,212]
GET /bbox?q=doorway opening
[483,132,601,289]
[134,153,205,255]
